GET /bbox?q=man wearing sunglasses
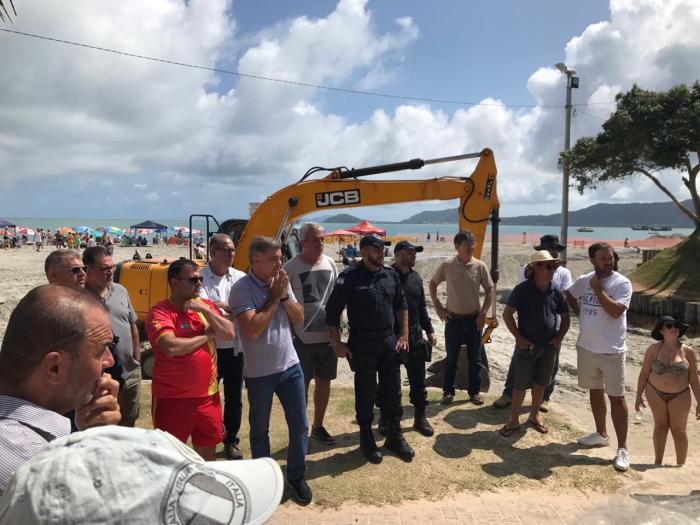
[499,251,570,437]
[44,249,87,288]
[198,234,246,460]
[83,246,141,427]
[494,234,573,410]
[146,259,234,461]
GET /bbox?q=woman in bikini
[635,316,700,465]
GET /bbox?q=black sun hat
[534,234,566,251]
[651,315,688,341]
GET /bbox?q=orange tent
[348,220,385,236]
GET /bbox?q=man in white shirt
[284,223,339,445]
[198,233,246,460]
[566,242,633,472]
[494,235,572,410]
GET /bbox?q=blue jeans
[443,317,482,396]
[246,363,308,481]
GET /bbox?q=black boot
[412,405,434,437]
[377,413,388,437]
[359,425,383,464]
[384,420,415,461]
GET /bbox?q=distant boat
[650,225,672,231]
[577,227,594,232]
[631,225,651,230]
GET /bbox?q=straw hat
[527,250,563,268]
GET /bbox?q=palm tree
[0,0,16,23]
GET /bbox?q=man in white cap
[499,251,570,437]
[0,426,284,524]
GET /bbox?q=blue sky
[0,0,697,221]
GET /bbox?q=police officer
[326,234,414,463]
[377,240,436,437]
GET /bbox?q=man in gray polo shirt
[229,236,311,505]
[83,246,142,427]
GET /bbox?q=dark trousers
[405,338,428,408]
[217,348,244,445]
[502,345,558,401]
[349,334,402,426]
[443,317,482,396]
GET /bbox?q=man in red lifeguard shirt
[146,259,234,460]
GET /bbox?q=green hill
[321,213,363,223]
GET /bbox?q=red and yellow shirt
[146,298,219,398]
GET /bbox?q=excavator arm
[233,148,499,269]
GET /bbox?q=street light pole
[555,63,578,259]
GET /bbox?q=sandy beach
[1,239,698,461]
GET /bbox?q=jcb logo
[316,190,361,208]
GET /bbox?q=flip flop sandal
[499,424,520,437]
[528,418,549,434]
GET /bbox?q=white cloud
[0,0,698,221]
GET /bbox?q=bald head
[0,285,107,384]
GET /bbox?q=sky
[1,0,699,221]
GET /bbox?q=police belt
[447,311,479,320]
[351,328,394,340]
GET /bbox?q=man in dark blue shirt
[499,251,570,437]
[326,235,414,463]
[375,240,436,437]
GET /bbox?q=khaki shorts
[576,346,626,397]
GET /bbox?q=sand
[1,239,698,461]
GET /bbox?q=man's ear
[40,351,68,386]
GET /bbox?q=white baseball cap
[0,426,283,525]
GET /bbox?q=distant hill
[401,200,695,227]
[321,213,363,223]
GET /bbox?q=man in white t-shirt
[284,222,339,446]
[566,242,632,472]
[198,233,246,460]
[494,235,572,410]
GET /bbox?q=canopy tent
[326,229,358,262]
[347,220,385,236]
[130,220,169,233]
[0,218,16,228]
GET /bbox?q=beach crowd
[0,223,698,521]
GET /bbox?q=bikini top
[651,345,689,376]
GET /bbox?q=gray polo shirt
[104,282,140,375]
[229,270,299,379]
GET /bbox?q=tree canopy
[563,82,700,235]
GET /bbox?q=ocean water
[3,217,694,241]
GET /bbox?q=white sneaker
[578,432,610,447]
[614,448,630,471]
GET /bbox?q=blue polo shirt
[506,279,568,345]
[229,270,299,378]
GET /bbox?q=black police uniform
[391,264,434,408]
[325,261,407,427]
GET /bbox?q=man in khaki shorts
[566,242,632,471]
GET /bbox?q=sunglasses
[178,276,204,284]
[663,323,678,330]
[92,265,116,273]
[68,266,88,274]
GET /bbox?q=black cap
[651,315,688,341]
[394,240,424,253]
[359,234,390,249]
[534,234,566,251]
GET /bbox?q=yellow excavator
[115,148,500,375]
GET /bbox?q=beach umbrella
[18,227,35,236]
[175,226,189,233]
[102,226,123,235]
[74,226,92,234]
[137,228,153,235]
[57,227,74,234]
[348,220,386,236]
[326,229,357,261]
[0,229,6,236]
[0,218,16,228]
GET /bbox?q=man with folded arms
[499,251,570,437]
[0,285,121,493]
[146,259,234,461]
[429,230,494,405]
